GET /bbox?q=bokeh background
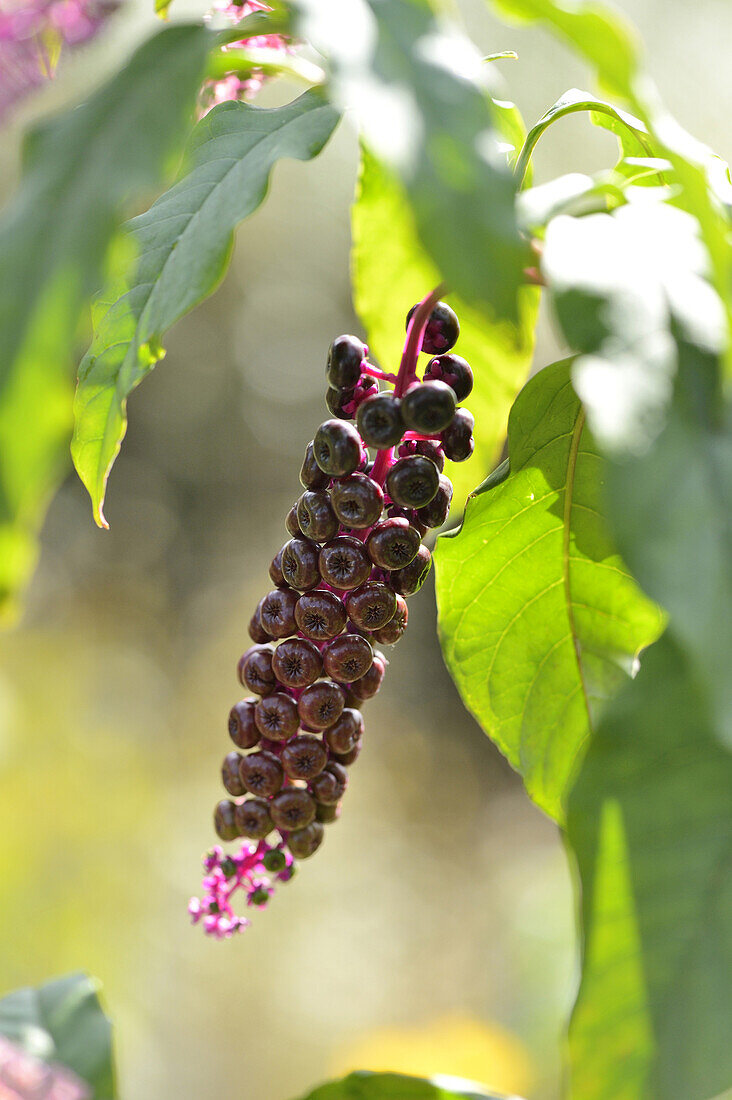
[1,1,730,1097]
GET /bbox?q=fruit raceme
[190,289,474,936]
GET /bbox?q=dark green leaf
[0,23,210,615]
[567,631,732,1100]
[0,973,115,1098]
[435,360,663,820]
[72,90,339,526]
[296,1070,520,1100]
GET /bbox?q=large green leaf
[352,146,539,511]
[0,973,115,1098]
[293,0,529,322]
[567,631,732,1100]
[72,90,339,526]
[296,1070,521,1100]
[0,23,210,616]
[435,360,663,820]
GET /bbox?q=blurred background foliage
[1,0,730,1097]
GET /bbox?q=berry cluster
[190,288,474,936]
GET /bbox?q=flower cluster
[191,289,475,937]
[0,1034,90,1099]
[198,0,289,116]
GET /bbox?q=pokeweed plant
[0,1,730,1099]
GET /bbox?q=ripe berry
[316,801,341,824]
[269,549,285,588]
[349,652,386,700]
[366,517,420,570]
[288,821,325,858]
[323,633,374,683]
[281,734,328,780]
[254,692,300,740]
[391,544,432,596]
[424,353,473,401]
[386,455,440,508]
[286,507,302,538]
[228,699,261,750]
[297,490,339,543]
[418,473,453,528]
[281,537,320,592]
[314,419,362,477]
[401,380,456,434]
[260,587,298,639]
[324,707,363,754]
[332,740,362,765]
[345,581,397,631]
[298,680,345,730]
[372,594,408,644]
[214,799,239,841]
[356,392,404,448]
[318,536,371,590]
[441,408,475,462]
[272,637,323,688]
[239,750,284,797]
[249,599,271,643]
[235,798,274,839]
[295,589,347,641]
[300,441,330,490]
[399,437,446,472]
[331,472,384,529]
[326,386,353,419]
[327,335,366,390]
[238,645,276,696]
[222,751,245,797]
[310,762,348,804]
[406,300,459,354]
[270,788,317,831]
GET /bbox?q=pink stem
[361,364,399,383]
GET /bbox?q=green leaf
[293,0,530,321]
[567,631,732,1100]
[352,146,539,511]
[72,90,339,526]
[0,973,115,1098]
[0,23,210,616]
[296,1070,520,1100]
[434,359,663,821]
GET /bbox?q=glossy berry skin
[295,589,347,641]
[401,380,456,435]
[441,408,475,462]
[418,473,453,529]
[272,637,323,688]
[319,536,372,590]
[324,708,363,755]
[331,473,384,529]
[269,549,285,588]
[386,455,440,509]
[390,544,432,596]
[366,517,420,570]
[313,419,362,477]
[239,750,284,797]
[345,581,397,631]
[372,594,408,644]
[323,633,374,683]
[300,441,330,490]
[298,680,345,730]
[214,799,240,841]
[399,437,445,472]
[297,490,339,543]
[260,587,298,639]
[228,699,261,750]
[406,300,459,354]
[326,386,352,419]
[288,821,325,858]
[222,751,246,797]
[248,601,271,644]
[281,734,328,780]
[349,652,386,700]
[270,788,316,831]
[239,645,276,696]
[332,740,362,766]
[327,335,366,390]
[310,762,348,804]
[285,507,301,538]
[254,692,300,740]
[424,353,473,402]
[235,798,274,840]
[281,538,320,592]
[315,801,341,824]
[356,392,404,449]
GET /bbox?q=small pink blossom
[198,0,290,116]
[189,839,294,937]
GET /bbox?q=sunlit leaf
[297,1070,521,1100]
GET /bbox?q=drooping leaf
[0,973,116,1098]
[296,1070,521,1100]
[352,146,539,511]
[72,90,339,526]
[293,0,530,321]
[567,631,732,1100]
[435,359,663,820]
[0,23,210,617]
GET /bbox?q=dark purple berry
[318,536,372,590]
[323,633,374,683]
[310,762,348,804]
[313,419,362,477]
[300,441,330,490]
[324,708,363,754]
[366,517,421,570]
[238,645,276,696]
[345,582,397,631]
[406,300,459,354]
[298,680,345,730]
[295,589,347,641]
[272,638,323,688]
[330,472,384,529]
[349,652,386,700]
[214,799,239,841]
[235,798,274,839]
[269,548,285,587]
[281,734,328,780]
[356,392,405,448]
[401,379,456,434]
[326,385,354,419]
[372,594,408,644]
[441,408,475,462]
[297,490,339,543]
[254,692,300,740]
[316,801,341,824]
[390,544,432,596]
[424,353,473,401]
[286,507,302,538]
[239,750,284,797]
[260,587,298,639]
[228,699,261,750]
[386,455,440,508]
[248,600,271,644]
[386,504,428,539]
[288,821,325,858]
[399,437,446,472]
[270,788,316,831]
[222,751,245,797]
[332,741,362,765]
[281,537,320,592]
[327,335,366,390]
[418,473,453,528]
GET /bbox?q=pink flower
[189,840,294,937]
[198,0,290,117]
